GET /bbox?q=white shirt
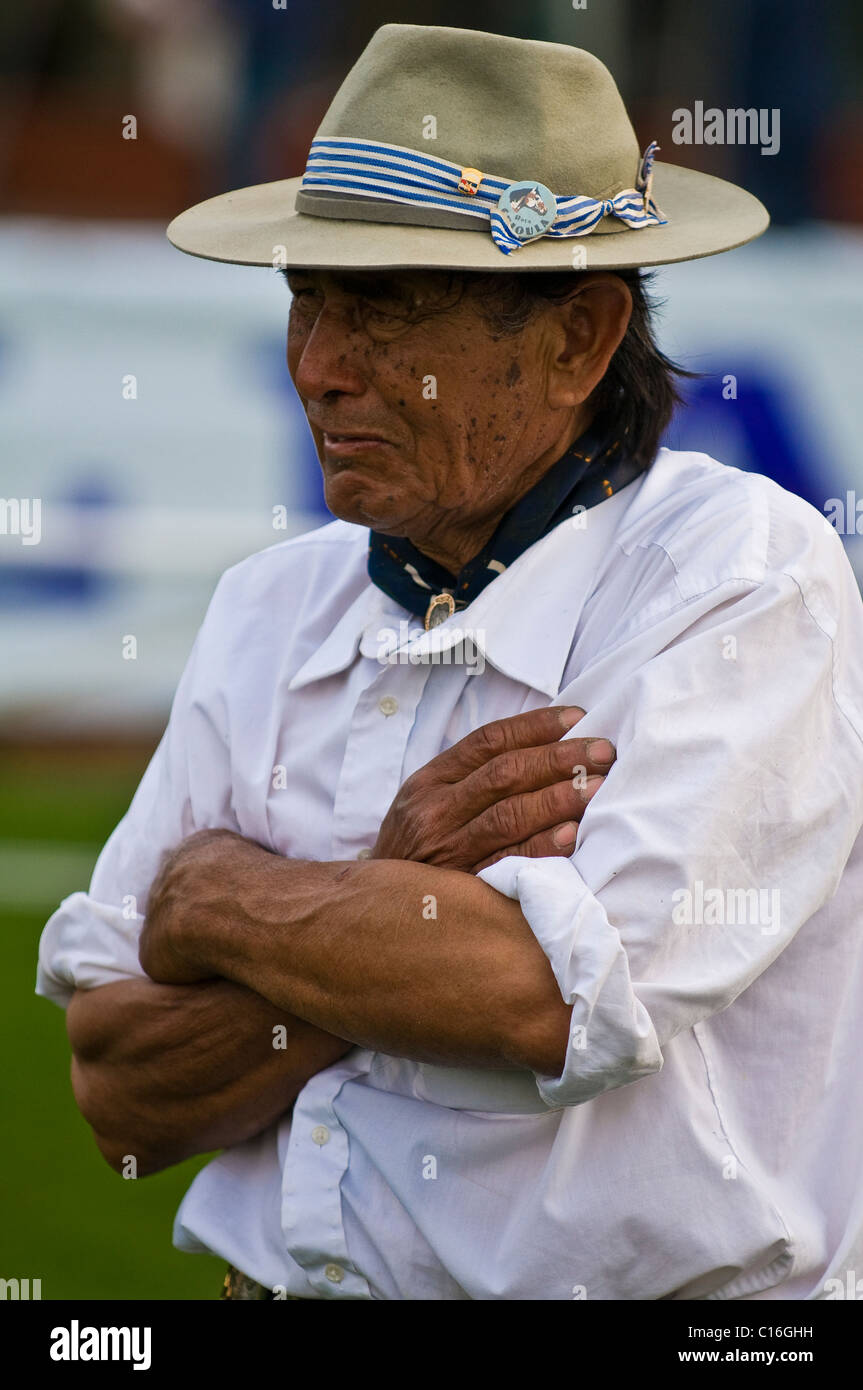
[36,447,863,1301]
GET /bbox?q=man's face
[285,269,580,568]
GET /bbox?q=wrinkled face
[285,269,579,568]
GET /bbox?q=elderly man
[37,25,863,1301]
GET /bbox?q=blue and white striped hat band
[296,136,667,256]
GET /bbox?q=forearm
[67,977,352,1174]
[146,837,571,1074]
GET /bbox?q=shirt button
[324,1263,344,1284]
[356,847,372,860]
[311,1124,330,1146]
[378,695,399,716]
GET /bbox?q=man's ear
[545,274,633,410]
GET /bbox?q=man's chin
[323,476,412,534]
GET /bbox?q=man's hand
[140,827,246,985]
[371,705,615,872]
[67,976,353,1175]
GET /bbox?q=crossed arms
[66,706,616,1175]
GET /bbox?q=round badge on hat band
[496,181,558,243]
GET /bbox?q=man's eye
[289,287,323,316]
[360,300,412,338]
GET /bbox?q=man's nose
[292,305,367,403]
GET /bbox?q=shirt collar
[288,473,646,697]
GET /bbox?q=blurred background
[1,0,861,1299]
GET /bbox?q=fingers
[458,774,606,871]
[471,800,600,874]
[379,704,617,873]
[452,734,615,823]
[429,705,588,781]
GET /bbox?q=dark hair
[461,268,693,470]
[281,265,692,470]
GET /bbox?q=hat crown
[315,24,640,199]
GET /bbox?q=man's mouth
[322,431,393,456]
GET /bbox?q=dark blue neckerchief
[367,415,644,628]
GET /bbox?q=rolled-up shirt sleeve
[478,561,863,1109]
[36,576,238,1008]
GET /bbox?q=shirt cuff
[35,891,148,1008]
[476,855,663,1107]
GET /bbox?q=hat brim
[166,161,768,272]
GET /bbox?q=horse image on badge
[497,181,558,243]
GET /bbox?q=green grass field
[0,744,224,1300]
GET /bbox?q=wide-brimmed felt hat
[166,23,769,273]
